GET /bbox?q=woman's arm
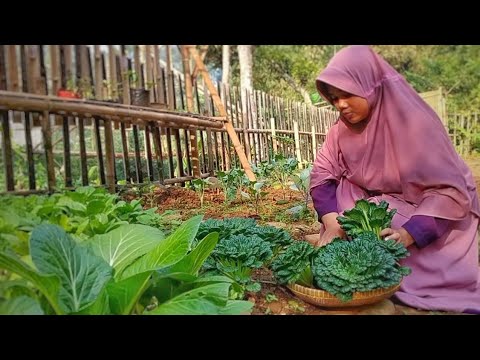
[311,182,346,246]
[380,215,452,248]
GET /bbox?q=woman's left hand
[379,227,415,247]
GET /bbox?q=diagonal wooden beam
[187,45,256,182]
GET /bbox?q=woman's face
[325,84,370,125]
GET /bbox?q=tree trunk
[238,45,259,162]
[238,45,253,92]
[222,45,230,84]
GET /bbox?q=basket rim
[287,282,401,307]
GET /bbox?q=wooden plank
[120,122,132,182]
[270,117,277,154]
[108,45,118,102]
[171,74,184,177]
[6,45,20,92]
[50,45,60,94]
[26,45,40,94]
[208,95,221,172]
[1,111,14,191]
[193,82,207,172]
[223,83,237,167]
[206,129,214,173]
[94,46,103,100]
[246,90,257,164]
[62,114,73,187]
[0,45,7,91]
[132,124,143,183]
[166,128,175,177]
[239,87,251,162]
[166,45,175,110]
[77,117,88,186]
[221,83,233,169]
[94,117,106,185]
[145,45,154,103]
[144,125,154,181]
[23,109,36,190]
[64,45,73,90]
[41,111,55,192]
[120,45,130,105]
[38,45,48,94]
[153,45,165,105]
[104,118,116,192]
[180,45,199,177]
[134,45,141,87]
[151,125,165,183]
[177,74,192,175]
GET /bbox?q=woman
[310,45,480,314]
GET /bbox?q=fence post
[270,117,277,154]
[293,120,302,169]
[311,124,317,161]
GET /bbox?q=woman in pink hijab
[310,45,480,314]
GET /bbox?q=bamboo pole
[41,111,56,192]
[93,117,106,185]
[181,45,200,177]
[0,45,7,91]
[270,117,277,154]
[0,91,224,129]
[108,46,118,101]
[77,118,88,186]
[187,45,255,181]
[24,112,36,190]
[50,45,60,94]
[1,111,14,191]
[6,46,20,92]
[94,46,103,100]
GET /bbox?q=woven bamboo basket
[287,282,401,308]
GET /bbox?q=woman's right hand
[316,225,346,247]
[316,212,346,247]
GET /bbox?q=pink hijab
[310,45,480,220]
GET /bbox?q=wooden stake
[187,45,255,181]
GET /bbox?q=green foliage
[203,234,273,299]
[241,181,268,215]
[290,165,313,216]
[191,178,211,207]
[312,235,411,302]
[30,224,113,313]
[337,199,396,239]
[271,241,317,287]
[1,215,252,315]
[195,217,257,244]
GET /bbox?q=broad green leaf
[0,252,62,314]
[86,200,106,215]
[0,296,44,315]
[30,224,112,314]
[120,216,203,280]
[57,197,86,213]
[74,287,111,315]
[89,224,165,279]
[146,282,230,315]
[218,300,253,315]
[0,209,21,228]
[168,232,219,275]
[106,272,151,315]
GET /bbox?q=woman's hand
[316,212,347,247]
[380,227,415,247]
[317,225,346,247]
